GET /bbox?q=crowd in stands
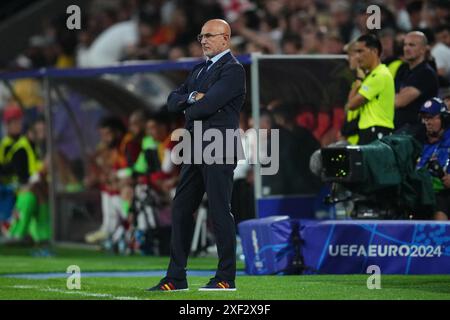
[81,108,180,254]
[0,0,448,72]
[0,103,183,255]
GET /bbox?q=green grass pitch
[0,246,449,300]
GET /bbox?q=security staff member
[345,34,395,145]
[0,105,39,186]
[0,105,47,243]
[394,31,439,132]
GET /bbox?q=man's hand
[442,174,450,189]
[195,92,205,101]
[356,67,366,80]
[348,54,358,71]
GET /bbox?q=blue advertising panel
[239,216,298,275]
[300,221,450,274]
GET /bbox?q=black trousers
[166,162,237,281]
[358,126,393,145]
[231,178,255,227]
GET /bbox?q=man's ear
[372,47,380,57]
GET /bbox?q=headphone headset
[433,97,450,128]
[420,97,450,129]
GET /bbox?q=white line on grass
[11,285,141,300]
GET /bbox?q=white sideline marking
[11,285,140,300]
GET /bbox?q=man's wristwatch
[188,91,198,104]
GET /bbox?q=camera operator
[416,97,450,220]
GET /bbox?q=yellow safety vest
[0,135,41,185]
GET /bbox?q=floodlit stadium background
[0,0,449,300]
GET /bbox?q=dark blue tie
[195,60,213,85]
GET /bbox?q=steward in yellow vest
[0,135,40,186]
[0,105,49,244]
[345,34,395,145]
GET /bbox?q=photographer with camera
[416,97,450,220]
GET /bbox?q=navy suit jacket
[167,52,246,162]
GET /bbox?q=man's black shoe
[198,278,236,291]
[146,277,189,292]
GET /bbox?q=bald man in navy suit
[148,19,246,292]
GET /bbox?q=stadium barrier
[239,218,450,275]
[238,216,299,275]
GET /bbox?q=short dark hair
[434,24,450,35]
[435,0,449,9]
[98,116,126,135]
[281,34,302,49]
[271,103,296,122]
[356,34,383,57]
[421,28,435,44]
[406,0,423,14]
[148,105,171,126]
[138,10,160,28]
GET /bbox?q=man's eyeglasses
[197,33,226,42]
